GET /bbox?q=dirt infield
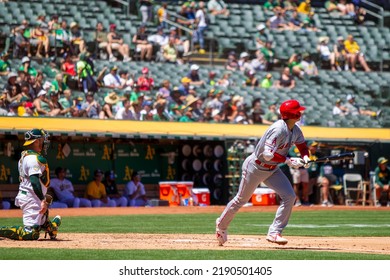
[1,206,390,255]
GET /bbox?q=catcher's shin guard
[41,215,62,240]
[0,225,40,240]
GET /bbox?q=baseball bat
[308,152,355,163]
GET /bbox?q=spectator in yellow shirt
[297,0,311,15]
[344,34,371,72]
[157,2,169,29]
[85,169,116,207]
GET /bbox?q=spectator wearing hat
[225,51,239,72]
[4,72,21,96]
[208,0,230,16]
[103,66,122,89]
[13,25,31,58]
[33,90,60,116]
[275,67,295,89]
[184,95,201,119]
[152,99,171,121]
[255,23,268,51]
[69,22,86,54]
[187,64,205,86]
[102,92,120,119]
[0,52,11,76]
[71,96,86,117]
[207,89,224,111]
[344,34,371,72]
[107,23,131,62]
[374,157,390,207]
[332,98,349,116]
[85,169,117,207]
[178,77,191,96]
[238,52,255,74]
[81,91,104,119]
[133,24,153,61]
[344,94,379,117]
[18,95,36,117]
[300,53,318,77]
[302,11,318,32]
[194,1,208,54]
[317,36,336,70]
[137,67,154,92]
[124,171,148,207]
[30,22,50,58]
[140,99,154,121]
[19,56,37,77]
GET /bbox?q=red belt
[255,159,277,170]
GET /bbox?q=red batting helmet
[280,100,305,120]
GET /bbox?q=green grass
[1,210,390,260]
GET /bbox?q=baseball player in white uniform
[0,128,61,240]
[216,100,311,245]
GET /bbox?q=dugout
[0,117,389,206]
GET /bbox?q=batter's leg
[217,155,271,231]
[264,168,296,236]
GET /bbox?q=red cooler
[252,188,277,206]
[192,188,210,206]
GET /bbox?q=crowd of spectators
[0,0,384,125]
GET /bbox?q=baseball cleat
[49,215,62,240]
[215,218,227,246]
[266,234,288,245]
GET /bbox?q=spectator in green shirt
[261,73,273,88]
[0,52,11,76]
[19,56,37,77]
[51,73,68,95]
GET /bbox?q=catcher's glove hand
[44,194,53,206]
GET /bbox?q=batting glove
[285,157,304,169]
[302,155,311,169]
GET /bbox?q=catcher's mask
[23,128,50,154]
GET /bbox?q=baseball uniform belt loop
[255,159,277,170]
[20,190,27,195]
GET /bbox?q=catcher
[0,128,61,240]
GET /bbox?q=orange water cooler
[159,181,179,206]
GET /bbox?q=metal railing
[109,0,131,16]
[361,0,384,28]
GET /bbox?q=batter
[216,100,311,245]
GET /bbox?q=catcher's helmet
[280,100,305,120]
[24,128,50,154]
